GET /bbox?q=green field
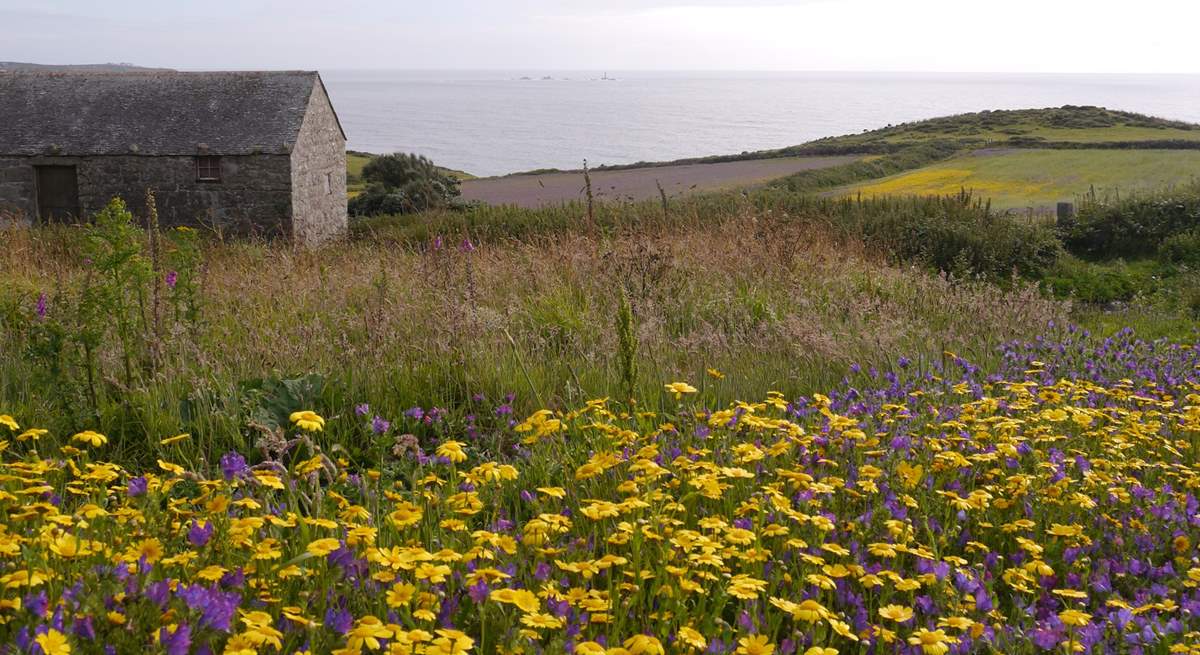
[840,148,1200,210]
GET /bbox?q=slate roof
[0,70,334,156]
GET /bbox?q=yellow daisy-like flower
[736,635,775,655]
[16,428,47,441]
[520,613,563,630]
[159,433,190,445]
[0,415,18,431]
[1058,609,1092,627]
[907,629,957,655]
[574,642,606,655]
[490,588,540,613]
[804,648,838,655]
[306,538,342,557]
[879,604,914,623]
[677,626,707,650]
[71,430,107,447]
[436,440,468,464]
[35,628,70,655]
[347,616,392,651]
[664,382,698,399]
[289,410,325,432]
[623,635,665,655]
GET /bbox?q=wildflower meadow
[1,327,1198,654]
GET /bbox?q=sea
[321,71,1200,178]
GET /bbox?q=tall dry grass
[0,208,1068,463]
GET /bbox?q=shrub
[1158,229,1200,267]
[348,153,461,216]
[1063,184,1200,259]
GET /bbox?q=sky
[3,0,1199,74]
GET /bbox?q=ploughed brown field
[459,155,860,207]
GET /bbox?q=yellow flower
[792,599,828,623]
[415,563,452,584]
[71,430,107,447]
[575,643,606,655]
[48,534,91,559]
[907,629,957,655]
[436,440,468,464]
[677,626,707,650]
[520,613,563,630]
[17,428,48,441]
[307,538,342,557]
[664,382,698,399]
[289,410,325,432]
[804,649,838,655]
[36,629,70,655]
[159,433,190,445]
[727,574,767,600]
[736,635,775,655]
[879,604,913,623]
[347,616,392,651]
[387,582,417,607]
[0,415,18,431]
[623,635,665,655]
[1058,609,1092,627]
[490,588,540,613]
[706,368,725,380]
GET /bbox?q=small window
[196,155,221,181]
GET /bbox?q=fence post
[1056,202,1075,229]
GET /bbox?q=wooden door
[35,165,80,222]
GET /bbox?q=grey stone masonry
[290,78,348,246]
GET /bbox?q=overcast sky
[3,0,1198,73]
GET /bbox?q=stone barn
[0,70,347,245]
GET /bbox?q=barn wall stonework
[0,154,293,236]
[290,81,347,246]
[0,157,37,222]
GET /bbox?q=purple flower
[460,238,475,253]
[127,476,148,498]
[325,606,353,635]
[35,292,47,319]
[165,270,178,289]
[371,415,391,435]
[160,623,191,655]
[468,580,490,603]
[25,590,48,617]
[220,451,249,481]
[188,520,214,547]
[355,403,370,417]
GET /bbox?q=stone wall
[0,157,36,224]
[290,80,348,246]
[0,154,294,236]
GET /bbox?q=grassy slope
[842,149,1200,209]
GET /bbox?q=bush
[348,153,460,216]
[755,190,1064,279]
[1158,229,1200,267]
[1063,184,1200,259]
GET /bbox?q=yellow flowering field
[1,333,1199,654]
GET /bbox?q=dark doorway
[35,165,81,222]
